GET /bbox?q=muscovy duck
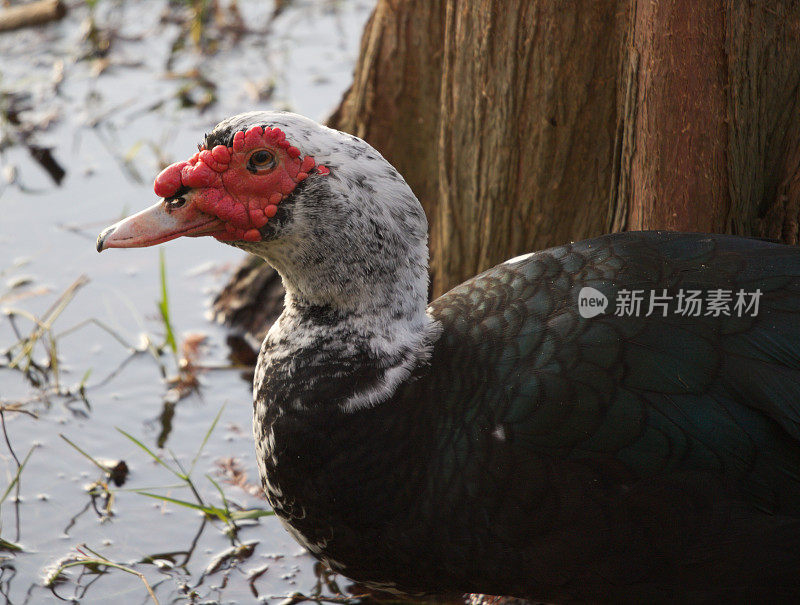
[97,111,800,603]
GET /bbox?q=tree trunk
[213,0,800,339]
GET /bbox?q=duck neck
[260,250,434,412]
[248,145,436,410]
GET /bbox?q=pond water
[0,1,374,602]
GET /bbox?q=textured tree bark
[433,0,627,295]
[327,0,446,226]
[727,1,800,243]
[624,0,729,233]
[213,0,800,339]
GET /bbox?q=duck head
[97,111,429,317]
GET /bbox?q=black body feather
[257,231,800,603]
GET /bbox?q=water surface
[0,1,374,602]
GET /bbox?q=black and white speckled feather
[206,112,437,413]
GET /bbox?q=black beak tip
[96,227,112,252]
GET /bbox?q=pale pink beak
[97,197,222,252]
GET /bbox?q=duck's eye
[165,196,186,211]
[248,149,276,172]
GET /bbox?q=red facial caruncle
[153,126,329,243]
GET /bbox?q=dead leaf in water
[165,332,208,401]
[203,540,258,576]
[0,285,52,305]
[214,457,265,500]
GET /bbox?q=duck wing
[414,231,800,599]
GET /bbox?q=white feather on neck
[235,112,440,412]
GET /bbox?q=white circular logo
[577,287,608,318]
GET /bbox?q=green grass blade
[189,403,226,474]
[135,489,272,521]
[135,491,228,521]
[168,449,188,476]
[230,508,274,520]
[205,474,232,526]
[59,434,111,474]
[116,428,182,479]
[0,446,34,506]
[0,537,23,552]
[157,250,177,355]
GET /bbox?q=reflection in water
[26,146,65,186]
[154,399,174,449]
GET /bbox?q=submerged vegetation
[48,406,272,605]
[0,249,271,598]
[0,241,373,601]
[0,0,374,600]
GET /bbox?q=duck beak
[97,198,223,252]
